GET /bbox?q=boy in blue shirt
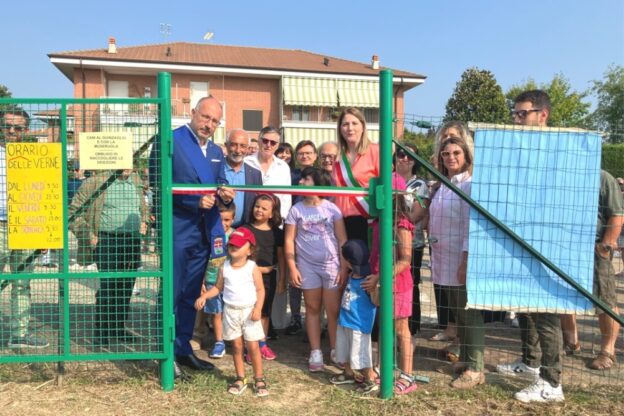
[330,239,378,395]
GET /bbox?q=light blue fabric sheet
[466,128,601,313]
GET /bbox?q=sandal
[330,371,364,385]
[227,376,248,395]
[443,339,460,363]
[394,372,418,395]
[253,377,269,397]
[564,341,581,356]
[373,367,381,385]
[356,379,379,395]
[589,351,617,370]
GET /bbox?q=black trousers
[94,232,141,337]
[434,284,456,329]
[344,216,369,242]
[409,247,424,334]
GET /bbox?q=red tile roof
[49,42,424,79]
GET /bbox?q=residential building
[48,38,425,147]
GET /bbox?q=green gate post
[59,102,69,378]
[157,72,175,391]
[379,69,394,399]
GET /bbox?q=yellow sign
[79,131,133,170]
[6,143,64,249]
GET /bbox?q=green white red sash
[334,153,370,217]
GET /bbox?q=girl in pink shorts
[364,173,417,395]
[284,167,348,372]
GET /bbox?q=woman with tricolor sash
[332,108,379,242]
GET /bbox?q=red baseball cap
[228,227,256,248]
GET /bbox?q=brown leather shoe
[450,370,485,389]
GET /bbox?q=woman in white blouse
[414,136,485,389]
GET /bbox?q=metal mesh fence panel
[0,95,171,386]
[394,120,623,390]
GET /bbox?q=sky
[2,0,623,121]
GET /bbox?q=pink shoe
[308,349,324,372]
[260,344,277,360]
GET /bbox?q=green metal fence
[389,119,623,392]
[0,72,174,390]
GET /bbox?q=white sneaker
[514,377,564,403]
[309,349,324,372]
[496,359,539,377]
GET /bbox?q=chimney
[372,55,379,70]
[166,46,172,57]
[107,37,117,54]
[323,57,330,66]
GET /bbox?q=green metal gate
[0,73,175,390]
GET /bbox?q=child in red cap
[195,227,269,397]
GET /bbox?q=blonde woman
[332,108,379,241]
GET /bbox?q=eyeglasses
[511,108,542,119]
[200,113,221,126]
[2,124,26,132]
[320,153,336,161]
[297,151,315,157]
[261,138,279,147]
[441,150,463,159]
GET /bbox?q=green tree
[591,65,624,143]
[506,73,591,128]
[444,67,508,124]
[0,84,11,98]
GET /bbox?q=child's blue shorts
[204,283,224,314]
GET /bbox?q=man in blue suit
[223,129,262,227]
[159,96,235,372]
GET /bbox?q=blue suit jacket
[240,163,263,225]
[171,126,227,250]
[148,125,228,357]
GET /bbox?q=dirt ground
[0,250,623,415]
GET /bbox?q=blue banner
[467,127,601,313]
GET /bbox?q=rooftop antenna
[160,23,172,42]
[203,32,214,41]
